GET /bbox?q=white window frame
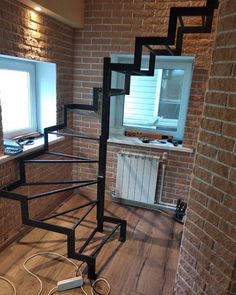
[153,69,163,116]
[0,55,57,139]
[110,54,195,140]
[0,58,37,139]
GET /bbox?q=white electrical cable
[23,251,81,295]
[23,251,111,295]
[1,251,110,295]
[47,286,57,295]
[91,277,111,295]
[81,285,89,295]
[0,275,17,295]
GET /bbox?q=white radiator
[114,152,160,205]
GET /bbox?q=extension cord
[57,276,84,291]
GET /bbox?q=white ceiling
[18,0,84,28]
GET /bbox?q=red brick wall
[0,0,74,249]
[0,105,2,155]
[175,0,236,293]
[72,0,217,205]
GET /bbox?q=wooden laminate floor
[0,194,182,295]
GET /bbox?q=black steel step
[28,180,99,200]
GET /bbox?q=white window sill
[108,135,193,153]
[0,134,64,164]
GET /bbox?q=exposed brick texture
[0,0,74,249]
[175,0,236,294]
[72,0,218,205]
[0,105,2,155]
[1,5,234,294]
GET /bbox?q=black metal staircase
[0,0,218,280]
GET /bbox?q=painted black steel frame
[0,95,127,279]
[0,0,218,280]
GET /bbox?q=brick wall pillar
[175,0,236,294]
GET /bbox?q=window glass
[110,55,194,140]
[123,72,159,128]
[0,55,57,139]
[157,69,185,132]
[159,69,184,118]
[0,69,33,133]
[123,68,185,132]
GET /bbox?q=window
[110,55,194,141]
[0,59,36,138]
[0,55,57,139]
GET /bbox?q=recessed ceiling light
[34,6,42,12]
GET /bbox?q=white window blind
[123,72,160,128]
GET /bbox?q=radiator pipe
[157,152,176,209]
